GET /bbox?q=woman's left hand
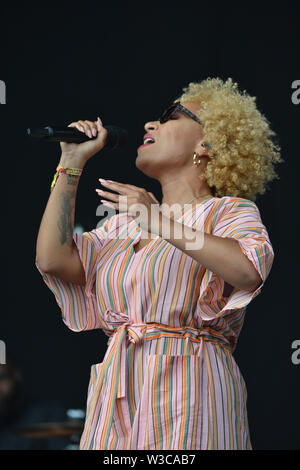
[96,178,161,232]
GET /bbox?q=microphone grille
[104,125,128,150]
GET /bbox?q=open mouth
[142,141,155,146]
[138,139,155,150]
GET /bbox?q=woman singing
[35,77,282,450]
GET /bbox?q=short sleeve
[195,197,275,321]
[35,215,115,332]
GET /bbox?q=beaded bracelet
[50,164,83,192]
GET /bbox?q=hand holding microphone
[59,117,108,167]
[27,117,129,169]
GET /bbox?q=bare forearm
[155,213,261,290]
[35,160,83,271]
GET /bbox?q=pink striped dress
[35,196,274,450]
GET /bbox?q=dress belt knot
[101,312,149,400]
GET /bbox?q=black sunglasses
[159,103,204,126]
[158,103,211,149]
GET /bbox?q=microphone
[26,125,128,150]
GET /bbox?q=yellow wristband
[50,165,83,191]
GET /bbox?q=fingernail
[92,129,97,137]
[99,178,106,182]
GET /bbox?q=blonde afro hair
[173,77,283,201]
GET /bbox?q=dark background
[0,5,299,450]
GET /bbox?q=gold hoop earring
[193,152,201,166]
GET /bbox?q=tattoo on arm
[66,174,78,186]
[57,191,75,245]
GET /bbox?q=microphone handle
[44,126,92,143]
[26,125,124,149]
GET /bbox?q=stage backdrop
[0,5,299,450]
